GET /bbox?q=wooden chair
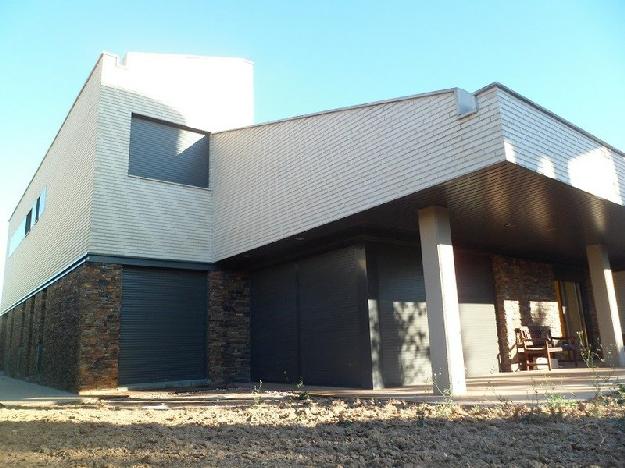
[516,327,551,370]
[544,330,579,367]
[515,326,567,371]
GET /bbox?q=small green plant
[295,377,310,401]
[577,331,599,368]
[430,374,458,416]
[252,379,264,405]
[545,393,576,416]
[576,331,615,399]
[612,383,625,405]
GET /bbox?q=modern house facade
[1,52,624,395]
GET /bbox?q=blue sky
[0,0,624,294]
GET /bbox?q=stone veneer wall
[491,255,563,371]
[78,263,122,389]
[0,262,121,391]
[207,270,250,384]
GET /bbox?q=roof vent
[455,88,478,117]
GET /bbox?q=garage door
[251,263,298,383]
[250,246,368,388]
[370,244,432,386]
[119,267,207,385]
[455,252,500,377]
[298,247,364,387]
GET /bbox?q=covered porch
[231,161,625,396]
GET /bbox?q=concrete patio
[0,372,82,406]
[1,368,623,407]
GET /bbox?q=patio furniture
[515,326,577,371]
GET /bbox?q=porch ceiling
[223,162,625,271]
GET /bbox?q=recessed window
[25,209,33,236]
[128,115,209,188]
[7,187,47,257]
[38,188,47,219]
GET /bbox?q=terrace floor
[97,367,625,407]
[2,367,624,407]
[304,367,625,404]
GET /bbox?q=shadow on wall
[379,301,430,387]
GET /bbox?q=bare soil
[1,395,624,467]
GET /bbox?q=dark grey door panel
[250,246,367,388]
[119,267,207,385]
[455,251,500,377]
[371,244,431,386]
[298,247,363,387]
[251,263,298,383]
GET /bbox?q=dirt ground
[1,394,625,467]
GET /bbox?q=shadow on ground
[1,398,624,466]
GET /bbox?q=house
[1,52,624,395]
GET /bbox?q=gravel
[1,396,624,466]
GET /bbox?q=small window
[7,187,48,256]
[35,198,41,222]
[24,209,33,236]
[38,188,47,217]
[7,219,25,256]
[128,115,209,188]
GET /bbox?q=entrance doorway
[556,281,589,345]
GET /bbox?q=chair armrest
[551,336,576,344]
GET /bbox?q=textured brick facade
[492,255,562,371]
[78,263,122,389]
[0,262,121,391]
[1,262,252,391]
[207,270,250,384]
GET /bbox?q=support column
[418,206,466,395]
[586,245,625,367]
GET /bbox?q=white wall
[2,52,254,310]
[89,53,254,263]
[497,87,625,206]
[211,87,505,260]
[1,58,103,310]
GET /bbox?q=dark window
[24,209,32,235]
[128,115,209,188]
[35,197,41,222]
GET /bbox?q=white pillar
[586,245,625,367]
[418,206,466,395]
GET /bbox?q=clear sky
[0,0,624,296]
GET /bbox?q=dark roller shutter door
[373,244,432,386]
[119,268,207,385]
[299,247,363,387]
[129,115,209,188]
[251,264,298,383]
[455,251,500,377]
